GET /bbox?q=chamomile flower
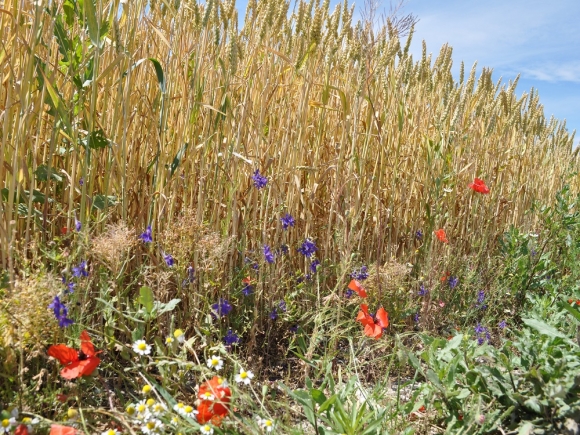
[126,404,137,416]
[142,384,153,395]
[21,417,39,432]
[151,402,167,416]
[206,355,223,371]
[146,399,156,407]
[235,368,254,385]
[1,419,13,433]
[141,418,163,434]
[67,408,79,421]
[101,430,120,435]
[257,416,275,432]
[199,424,214,435]
[165,336,174,345]
[199,391,215,401]
[170,416,180,425]
[133,340,151,355]
[135,400,150,419]
[173,329,185,343]
[173,403,185,415]
[182,405,198,418]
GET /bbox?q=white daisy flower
[173,402,185,415]
[235,368,254,385]
[101,429,120,435]
[1,419,13,433]
[183,405,198,418]
[21,417,39,432]
[135,400,151,420]
[133,340,151,355]
[258,417,274,432]
[165,336,174,344]
[141,418,163,434]
[199,424,214,434]
[142,384,153,395]
[206,355,223,371]
[151,402,167,416]
[200,390,215,401]
[173,329,185,343]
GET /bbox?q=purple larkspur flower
[211,298,233,317]
[345,289,354,298]
[251,169,268,189]
[474,323,490,345]
[418,284,428,296]
[72,260,88,278]
[75,219,82,232]
[48,296,74,328]
[310,259,320,273]
[413,312,420,323]
[278,300,287,312]
[281,213,295,230]
[263,245,275,264]
[350,266,368,281]
[224,329,240,346]
[65,281,75,294]
[242,283,253,296]
[448,276,459,289]
[298,239,318,257]
[140,225,153,243]
[290,324,299,333]
[415,230,423,240]
[163,252,175,267]
[277,244,289,256]
[269,308,278,320]
[79,177,84,186]
[499,320,506,329]
[531,249,537,258]
[476,290,487,310]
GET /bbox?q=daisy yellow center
[176,403,184,409]
[127,405,136,415]
[22,418,31,424]
[174,329,184,338]
[166,337,174,344]
[153,404,162,411]
[146,399,155,406]
[137,404,146,412]
[203,392,213,399]
[137,342,147,351]
[146,421,156,429]
[203,425,211,431]
[265,420,272,427]
[184,405,194,413]
[106,431,116,435]
[240,371,248,379]
[1,420,9,428]
[142,385,151,393]
[211,358,219,366]
[67,409,78,418]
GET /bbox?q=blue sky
[403,0,580,145]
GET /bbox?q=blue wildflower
[415,230,423,240]
[310,259,320,273]
[345,289,354,298]
[66,281,75,294]
[474,323,490,345]
[211,298,233,317]
[418,284,428,296]
[350,266,368,281]
[298,239,318,257]
[224,329,240,346]
[72,260,88,278]
[163,252,175,267]
[280,213,295,230]
[242,283,253,296]
[290,324,299,333]
[263,245,275,264]
[448,276,459,289]
[48,296,74,328]
[476,290,487,310]
[75,219,82,232]
[140,225,153,243]
[277,244,289,256]
[499,320,506,329]
[251,169,268,189]
[413,312,420,323]
[79,177,84,186]
[278,300,287,312]
[269,308,278,320]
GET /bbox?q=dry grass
[0,0,577,278]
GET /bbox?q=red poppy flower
[242,276,251,285]
[49,425,77,435]
[440,271,451,282]
[197,376,231,425]
[468,178,490,194]
[47,331,101,380]
[434,229,448,243]
[356,304,389,339]
[15,426,29,435]
[348,279,367,298]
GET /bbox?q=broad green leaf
[310,388,327,405]
[139,286,155,314]
[318,394,337,413]
[522,318,567,339]
[35,165,63,182]
[92,195,117,210]
[560,301,580,323]
[157,298,181,315]
[84,0,100,47]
